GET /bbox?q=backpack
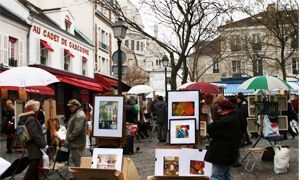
[12,119,31,152]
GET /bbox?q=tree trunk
[281,44,287,81]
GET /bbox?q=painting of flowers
[164,156,179,176]
[175,125,189,138]
[190,160,205,175]
[172,102,195,116]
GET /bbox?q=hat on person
[25,100,40,112]
[67,99,81,107]
[218,100,235,110]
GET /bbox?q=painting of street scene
[98,101,118,129]
[175,125,189,138]
[96,154,117,169]
[190,160,205,175]
[163,156,179,176]
[172,102,195,116]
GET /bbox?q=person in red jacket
[292,95,299,115]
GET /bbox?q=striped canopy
[240,75,292,90]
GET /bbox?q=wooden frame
[93,95,124,138]
[199,121,207,137]
[247,117,259,133]
[167,91,200,130]
[169,119,196,145]
[278,116,288,131]
[277,96,288,111]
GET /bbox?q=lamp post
[112,18,128,95]
[162,55,169,98]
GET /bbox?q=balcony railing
[40,56,47,65]
[100,42,109,50]
[9,58,17,67]
[64,63,69,71]
[213,69,219,73]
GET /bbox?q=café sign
[32,25,89,55]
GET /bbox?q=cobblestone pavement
[0,134,298,180]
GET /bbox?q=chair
[245,147,266,173]
[40,146,70,180]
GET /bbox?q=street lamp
[162,55,169,98]
[112,18,128,95]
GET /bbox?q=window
[156,59,159,66]
[137,41,140,51]
[141,42,144,51]
[213,59,219,73]
[251,33,262,50]
[102,57,106,74]
[64,49,74,71]
[100,30,108,50]
[40,42,48,65]
[65,15,72,32]
[230,35,241,51]
[95,56,99,71]
[291,34,298,49]
[292,57,298,75]
[125,40,129,47]
[131,40,134,50]
[8,37,17,67]
[232,60,241,76]
[82,57,87,76]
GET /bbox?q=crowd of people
[0,92,298,180]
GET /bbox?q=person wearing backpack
[153,96,167,142]
[18,100,46,180]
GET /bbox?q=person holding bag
[18,100,46,180]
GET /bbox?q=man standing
[65,99,86,167]
[153,96,167,142]
[204,100,241,180]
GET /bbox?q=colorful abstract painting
[190,160,205,175]
[175,125,189,138]
[172,102,195,116]
[164,156,179,176]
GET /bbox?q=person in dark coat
[2,99,15,153]
[153,96,167,142]
[236,93,252,145]
[204,100,241,180]
[65,99,86,167]
[125,99,137,123]
[19,100,46,180]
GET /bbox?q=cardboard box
[69,157,140,180]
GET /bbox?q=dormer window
[65,15,72,32]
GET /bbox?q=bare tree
[241,0,298,80]
[97,0,234,89]
[123,66,148,86]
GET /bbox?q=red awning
[94,73,111,91]
[1,86,54,95]
[57,75,103,92]
[64,49,74,58]
[41,40,54,52]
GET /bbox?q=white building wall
[0,11,28,67]
[29,21,94,77]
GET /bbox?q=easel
[241,96,283,163]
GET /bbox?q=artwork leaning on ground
[93,96,124,138]
[91,148,123,171]
[155,148,212,177]
[163,156,179,176]
[168,91,200,130]
[169,118,196,145]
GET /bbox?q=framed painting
[91,148,123,171]
[167,91,200,130]
[93,95,124,138]
[179,148,212,177]
[155,149,182,176]
[169,119,196,145]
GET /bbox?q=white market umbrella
[240,75,292,90]
[288,82,299,90]
[127,85,154,94]
[0,66,59,87]
[146,91,165,98]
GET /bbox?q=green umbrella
[240,75,292,90]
